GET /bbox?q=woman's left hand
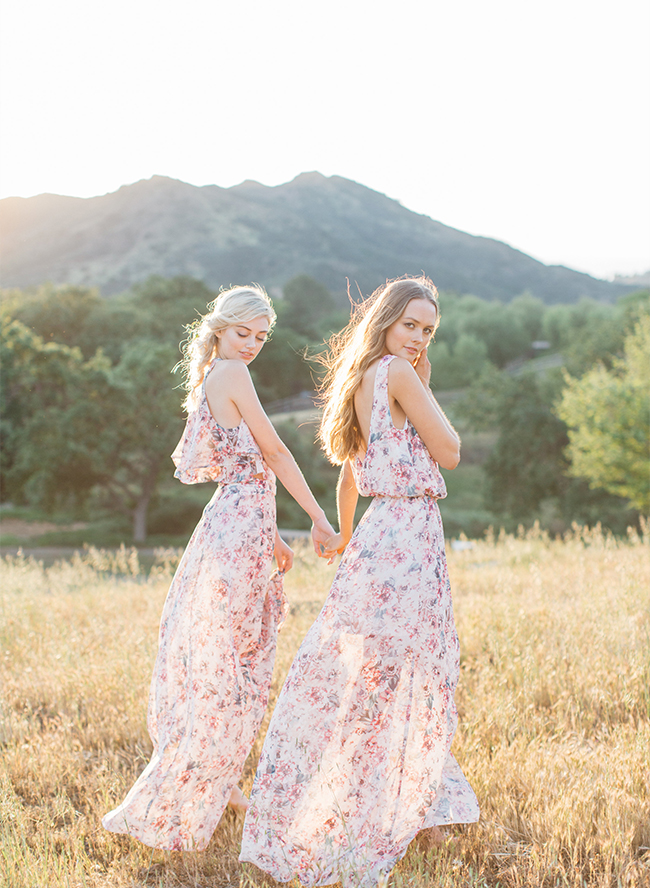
[413,347,432,388]
[324,532,345,553]
[311,515,337,559]
[274,535,294,572]
[322,532,347,563]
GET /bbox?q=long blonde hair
[318,276,439,464]
[180,285,276,411]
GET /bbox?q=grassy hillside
[1,526,648,887]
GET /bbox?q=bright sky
[1,0,648,280]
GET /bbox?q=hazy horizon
[4,171,648,284]
[1,0,648,280]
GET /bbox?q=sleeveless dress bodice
[351,354,447,499]
[171,360,273,487]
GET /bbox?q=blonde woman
[103,285,335,851]
[241,277,479,886]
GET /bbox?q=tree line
[1,275,647,541]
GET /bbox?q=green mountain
[0,172,632,302]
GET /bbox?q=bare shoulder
[355,362,378,413]
[388,355,414,375]
[360,359,381,391]
[205,359,252,391]
[386,356,417,388]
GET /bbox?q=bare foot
[418,825,446,850]
[227,785,249,816]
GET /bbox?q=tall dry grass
[1,525,649,887]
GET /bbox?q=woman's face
[383,298,438,362]
[215,316,270,364]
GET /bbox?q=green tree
[556,315,650,512]
[542,292,649,376]
[282,275,338,339]
[481,373,570,520]
[1,314,184,540]
[460,300,530,367]
[252,278,346,404]
[80,275,216,362]
[429,334,489,389]
[2,275,218,362]
[126,275,216,341]
[90,339,185,541]
[458,365,638,530]
[251,322,318,405]
[509,292,545,341]
[1,283,103,351]
[435,293,484,345]
[0,314,111,509]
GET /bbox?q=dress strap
[202,357,220,389]
[368,355,396,438]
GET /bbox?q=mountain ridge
[0,172,633,303]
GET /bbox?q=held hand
[311,515,337,559]
[412,347,432,388]
[274,536,294,573]
[325,532,347,556]
[319,531,345,565]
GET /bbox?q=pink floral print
[240,355,478,886]
[102,361,287,850]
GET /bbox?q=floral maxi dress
[102,362,286,850]
[240,355,479,886]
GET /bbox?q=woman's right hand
[318,531,345,564]
[413,347,432,389]
[326,532,347,555]
[311,515,337,559]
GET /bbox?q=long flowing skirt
[240,494,479,886]
[103,481,285,850]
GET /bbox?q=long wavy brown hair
[318,276,439,464]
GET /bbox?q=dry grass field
[1,524,649,888]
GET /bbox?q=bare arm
[205,361,335,551]
[337,459,359,547]
[388,356,461,470]
[322,460,358,558]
